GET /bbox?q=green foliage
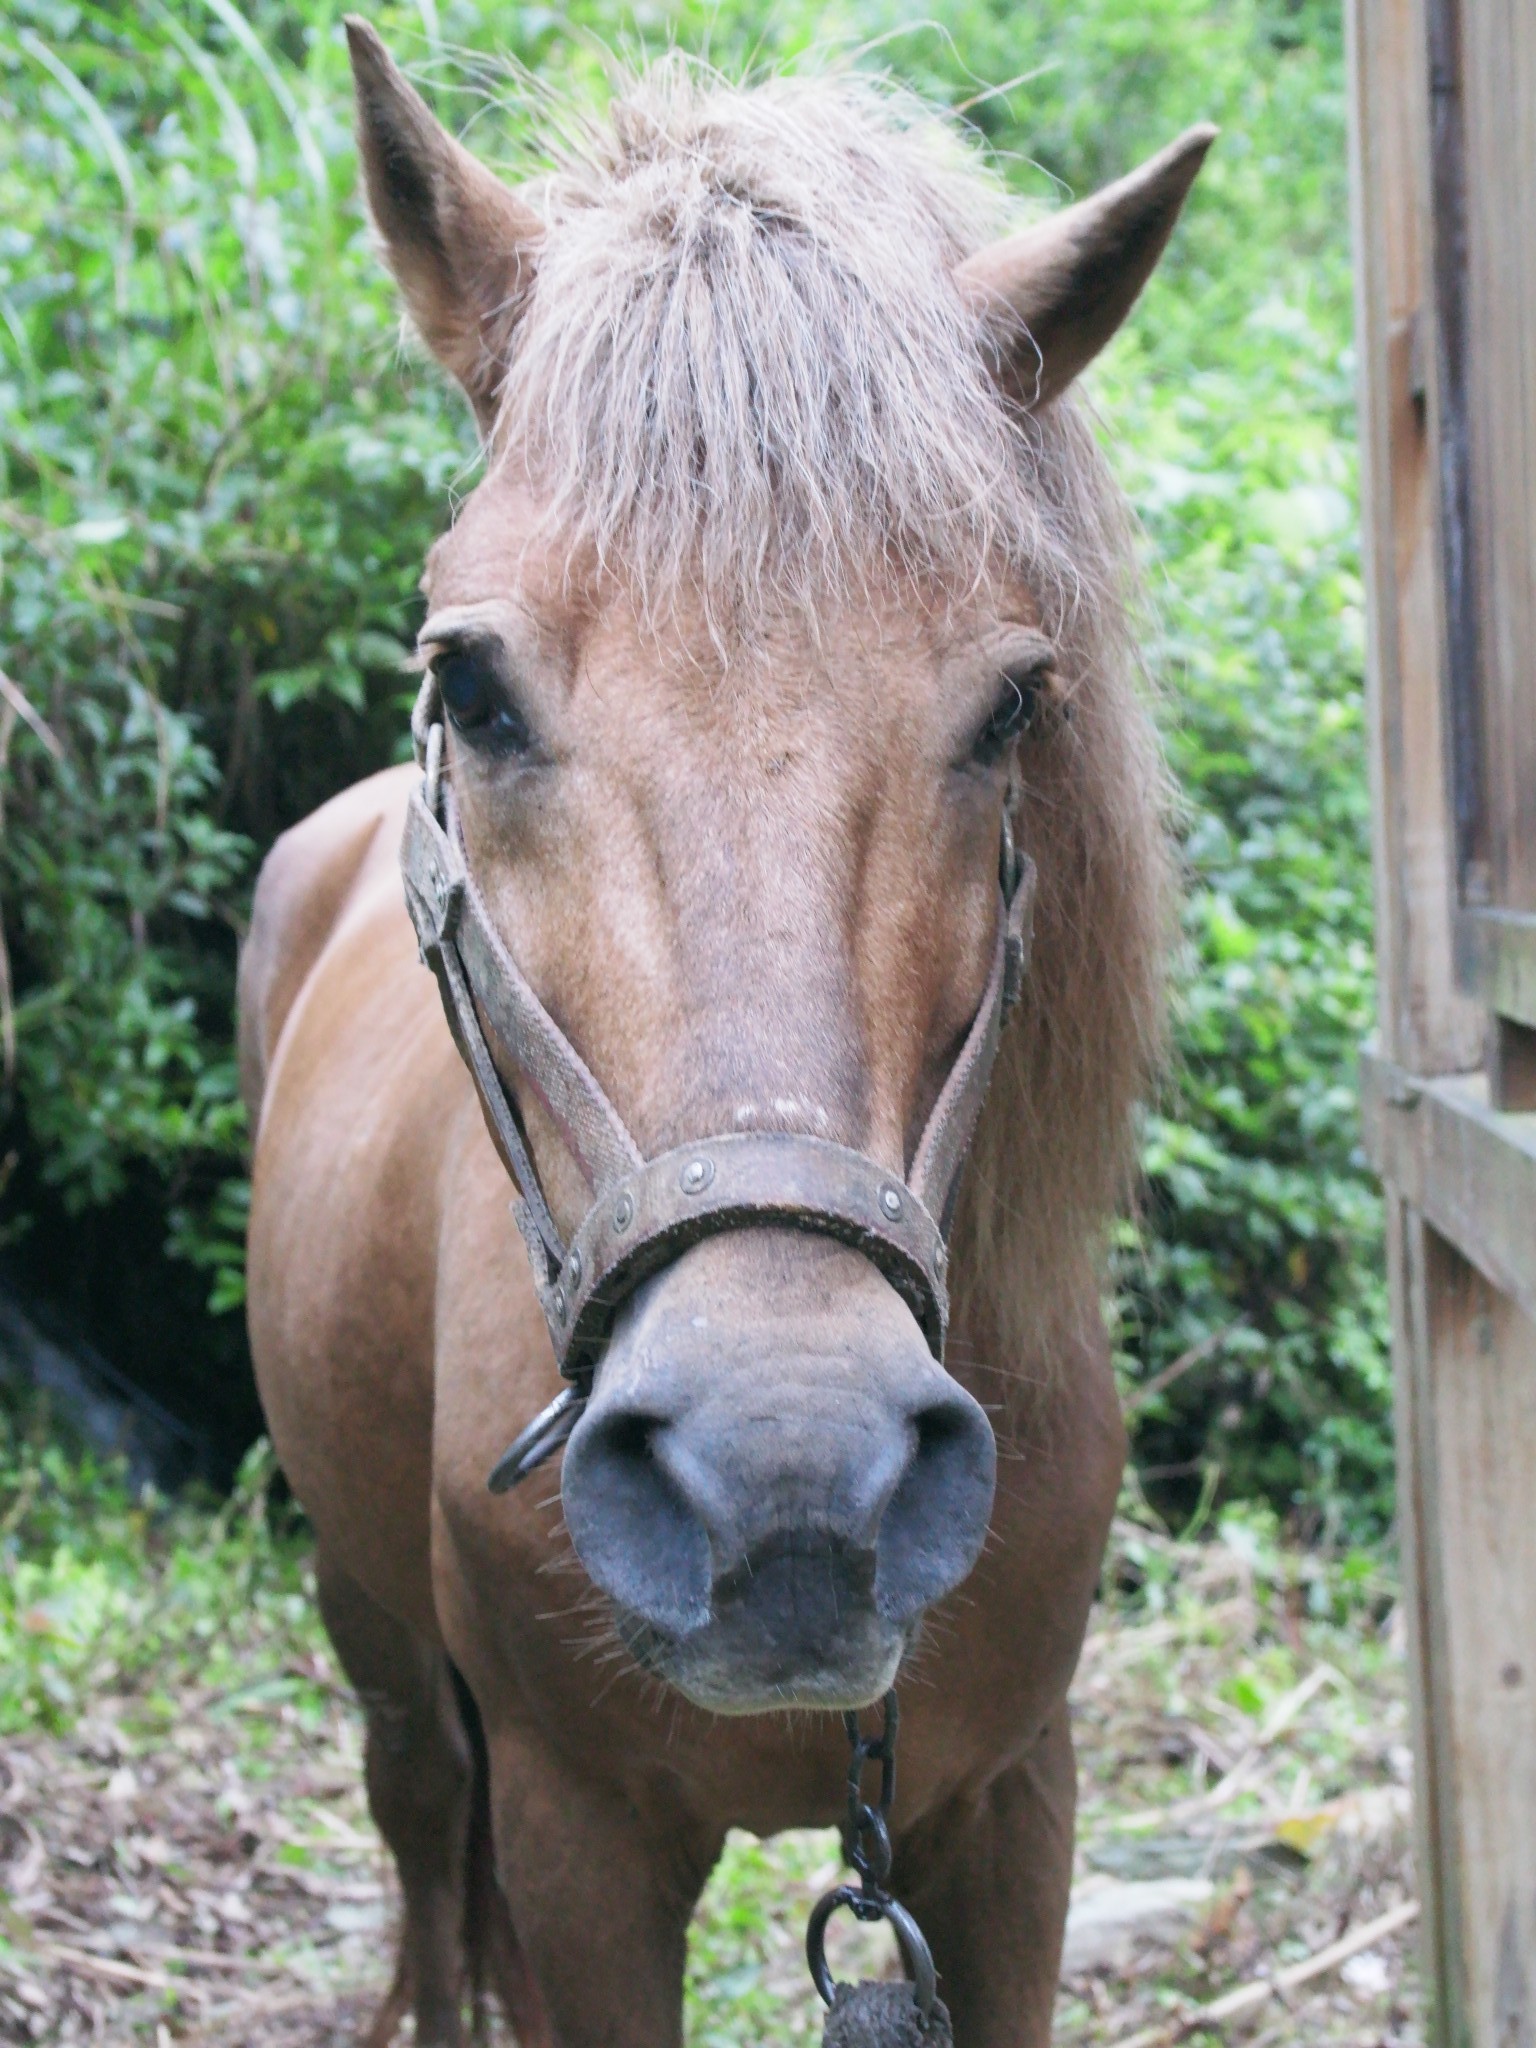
[1079,9,1388,1536]
[0,0,1387,1525]
[7,689,247,1208]
[0,1392,319,1736]
[0,0,465,1314]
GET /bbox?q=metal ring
[486,1384,586,1493]
[805,1885,938,2018]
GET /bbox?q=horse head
[346,20,1208,1712]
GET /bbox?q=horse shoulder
[238,764,416,1126]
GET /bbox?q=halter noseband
[400,706,1036,1491]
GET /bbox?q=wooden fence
[1349,0,1536,2040]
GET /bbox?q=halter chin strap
[400,719,1036,1490]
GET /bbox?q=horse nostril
[599,1408,655,1467]
[873,1392,997,1625]
[561,1405,713,1639]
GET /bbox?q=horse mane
[949,397,1171,1384]
[489,60,1172,1379]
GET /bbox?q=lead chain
[806,1691,945,2029]
[842,1692,898,1897]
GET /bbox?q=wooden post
[1347,0,1480,1080]
[1350,1,1536,2041]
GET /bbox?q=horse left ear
[345,16,542,433]
[956,125,1217,409]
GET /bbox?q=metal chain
[806,1691,939,2018]
[841,1692,898,1901]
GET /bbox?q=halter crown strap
[399,731,1036,1489]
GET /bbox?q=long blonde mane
[492,61,1171,1377]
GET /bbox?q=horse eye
[971,663,1046,766]
[433,645,532,754]
[437,647,494,728]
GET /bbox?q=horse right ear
[345,17,542,433]
[956,126,1216,410]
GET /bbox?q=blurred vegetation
[0,1394,314,1739]
[0,0,1384,1530]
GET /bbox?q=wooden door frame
[1349,2,1536,2041]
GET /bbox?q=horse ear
[344,17,541,432]
[956,126,1216,409]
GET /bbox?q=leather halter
[400,713,1037,1490]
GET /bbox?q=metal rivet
[612,1192,634,1232]
[567,1249,583,1291]
[879,1185,904,1220]
[552,1285,567,1323]
[680,1156,715,1195]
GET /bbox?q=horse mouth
[610,1541,911,1714]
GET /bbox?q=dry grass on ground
[0,1449,1419,2047]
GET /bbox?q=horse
[239,21,1210,2045]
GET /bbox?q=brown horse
[240,22,1210,2046]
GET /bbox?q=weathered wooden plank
[1422,0,1486,902]
[1487,1018,1536,1115]
[1386,1201,1469,2048]
[1457,907,1536,1032]
[1347,0,1483,1073]
[1415,1226,1536,2042]
[1456,0,1536,913]
[1350,9,1485,2037]
[1355,4,1536,2042]
[1361,1049,1536,1330]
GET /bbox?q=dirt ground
[0,1519,1421,2047]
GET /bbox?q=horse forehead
[423,473,593,633]
[426,471,953,726]
[590,621,934,749]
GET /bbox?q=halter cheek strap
[400,719,1036,1490]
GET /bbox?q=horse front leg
[314,1547,476,2048]
[893,1711,1078,2048]
[482,1718,724,2048]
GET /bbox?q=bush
[0,1384,315,1737]
[0,0,1387,1529]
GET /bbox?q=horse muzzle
[559,1233,997,1713]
